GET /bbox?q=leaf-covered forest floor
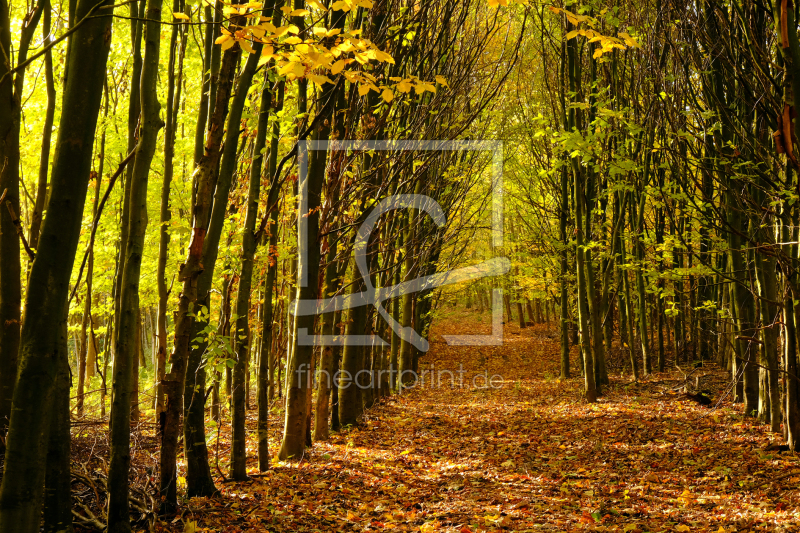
[87,311,800,532]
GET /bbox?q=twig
[69,144,138,305]
[72,505,105,531]
[750,470,800,490]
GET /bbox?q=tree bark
[0,1,113,529]
[230,54,274,480]
[160,18,242,512]
[108,0,163,528]
[42,314,72,533]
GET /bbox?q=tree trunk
[0,1,113,529]
[230,56,273,480]
[29,0,56,253]
[160,18,242,512]
[108,0,163,528]
[156,0,185,420]
[42,315,72,533]
[183,30,262,497]
[0,0,45,446]
[279,80,338,459]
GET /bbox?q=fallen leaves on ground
[134,311,800,532]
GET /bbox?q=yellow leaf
[487,0,508,7]
[278,61,304,78]
[397,80,412,93]
[308,74,333,87]
[240,40,256,54]
[221,38,236,51]
[375,50,395,64]
[284,36,303,44]
[358,84,372,96]
[307,0,327,10]
[675,526,691,532]
[289,8,309,16]
[566,30,579,40]
[215,34,231,45]
[435,75,448,87]
[331,0,351,11]
[399,449,411,455]
[173,12,190,20]
[330,59,345,74]
[619,32,640,48]
[381,88,393,103]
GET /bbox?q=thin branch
[69,144,139,305]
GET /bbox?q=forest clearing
[3,0,800,531]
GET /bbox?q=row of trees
[492,0,800,454]
[0,0,523,531]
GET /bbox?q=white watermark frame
[292,140,506,348]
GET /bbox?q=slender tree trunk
[0,0,45,446]
[29,0,55,252]
[183,32,261,498]
[76,171,99,417]
[257,72,284,469]
[108,0,163,528]
[130,309,142,423]
[0,1,113,529]
[279,72,340,460]
[559,167,570,378]
[230,59,274,480]
[156,0,185,420]
[160,19,242,512]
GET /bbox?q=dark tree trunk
[230,48,273,480]
[42,315,72,533]
[0,0,113,529]
[108,0,163,528]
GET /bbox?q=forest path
[181,311,800,532]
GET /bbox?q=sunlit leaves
[212,0,403,90]
[550,6,640,59]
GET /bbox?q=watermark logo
[295,363,505,390]
[292,140,507,349]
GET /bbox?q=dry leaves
[127,311,800,532]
